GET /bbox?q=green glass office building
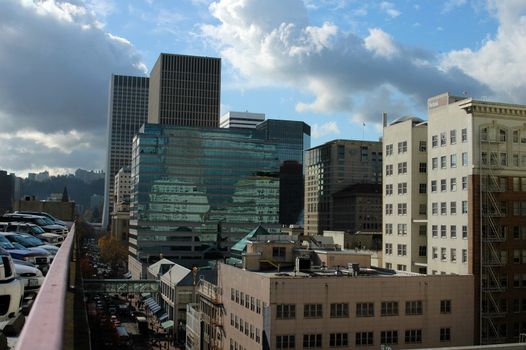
[128,124,280,276]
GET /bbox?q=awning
[161,320,174,329]
[144,298,161,313]
[141,292,151,298]
[158,313,169,322]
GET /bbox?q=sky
[1,0,526,177]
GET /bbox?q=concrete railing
[16,223,76,350]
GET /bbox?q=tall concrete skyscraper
[102,75,149,228]
[148,53,221,127]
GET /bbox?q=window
[462,249,467,263]
[273,247,286,258]
[461,128,467,142]
[432,202,438,215]
[419,246,427,257]
[385,184,393,195]
[440,225,447,238]
[419,225,427,236]
[250,297,255,311]
[451,248,457,262]
[441,156,447,169]
[431,180,437,192]
[499,129,507,142]
[304,304,322,318]
[398,162,407,174]
[397,224,407,235]
[450,154,457,167]
[381,301,398,316]
[385,243,393,255]
[398,182,407,195]
[419,204,427,215]
[276,335,295,349]
[513,153,520,166]
[386,144,393,156]
[440,132,447,146]
[385,224,393,235]
[303,334,322,348]
[386,164,393,176]
[432,247,438,259]
[450,178,457,191]
[231,288,235,301]
[356,303,374,317]
[450,225,457,238]
[385,204,393,215]
[440,328,451,342]
[441,202,447,215]
[276,304,296,319]
[432,135,438,148]
[450,202,457,215]
[397,264,407,271]
[329,333,348,347]
[355,332,374,346]
[501,152,507,166]
[419,183,427,194]
[440,300,451,313]
[256,299,261,314]
[381,330,398,345]
[405,329,422,344]
[432,157,438,169]
[450,130,456,144]
[441,248,447,260]
[441,179,447,192]
[419,141,427,152]
[513,130,519,143]
[419,162,427,173]
[462,152,468,166]
[462,176,468,190]
[330,303,349,318]
[462,201,468,214]
[398,203,407,215]
[397,244,407,256]
[406,301,423,315]
[432,225,438,237]
[398,141,407,154]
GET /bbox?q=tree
[98,234,127,270]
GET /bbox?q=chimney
[382,112,388,127]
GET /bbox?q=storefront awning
[161,320,174,329]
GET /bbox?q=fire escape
[198,279,225,350]
[479,125,506,344]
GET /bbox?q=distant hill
[19,175,104,210]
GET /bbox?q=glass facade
[129,124,280,264]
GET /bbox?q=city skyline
[1,0,525,177]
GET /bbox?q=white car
[0,247,24,322]
[13,261,44,294]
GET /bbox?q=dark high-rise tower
[148,53,221,127]
[102,75,149,228]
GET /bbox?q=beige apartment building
[383,116,428,273]
[383,92,526,344]
[304,140,382,236]
[187,237,475,350]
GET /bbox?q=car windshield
[0,236,15,250]
[9,234,43,248]
[11,242,28,250]
[35,218,49,226]
[30,226,45,234]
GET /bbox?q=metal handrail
[16,223,76,350]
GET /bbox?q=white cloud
[312,121,340,138]
[442,1,526,102]
[203,0,488,122]
[379,1,401,18]
[364,28,399,59]
[0,0,146,175]
[442,0,467,13]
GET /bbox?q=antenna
[362,122,365,140]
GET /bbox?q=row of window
[275,300,450,319]
[230,313,261,344]
[431,247,467,263]
[431,153,469,169]
[230,288,263,314]
[430,177,468,192]
[384,224,426,236]
[385,141,427,156]
[431,128,468,147]
[431,224,468,239]
[430,201,468,215]
[275,328,452,349]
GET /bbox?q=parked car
[14,211,67,227]
[12,260,44,294]
[1,233,59,256]
[2,222,64,246]
[0,235,51,273]
[0,214,68,235]
[0,247,24,322]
